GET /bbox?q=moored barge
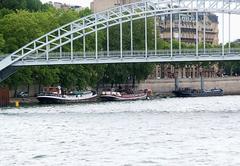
[100,89,150,101]
[173,88,224,97]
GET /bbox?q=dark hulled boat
[37,90,97,104]
[172,88,224,97]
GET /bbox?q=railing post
[131,14,133,57]
[155,13,157,56]
[170,2,173,58]
[70,24,73,60]
[228,1,231,54]
[83,20,86,59]
[58,30,62,58]
[222,3,225,57]
[178,12,181,55]
[46,36,49,61]
[107,12,110,57]
[34,41,38,56]
[203,13,206,54]
[145,1,148,59]
[196,11,199,57]
[120,6,123,59]
[95,14,98,60]
[21,49,24,61]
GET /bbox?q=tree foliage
[0,0,43,11]
[0,34,5,53]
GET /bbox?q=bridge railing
[18,48,240,62]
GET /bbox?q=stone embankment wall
[138,77,240,95]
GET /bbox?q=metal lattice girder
[1,0,240,71]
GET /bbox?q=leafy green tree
[0,10,60,90]
[26,0,42,11]
[0,34,5,53]
[0,0,26,10]
[3,68,33,96]
[79,8,91,17]
[58,66,78,89]
[58,64,106,90]
[0,0,43,11]
[102,64,130,87]
[41,3,53,11]
[0,8,14,18]
[0,11,54,52]
[32,66,60,92]
[127,63,154,88]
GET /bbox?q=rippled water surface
[1,96,240,166]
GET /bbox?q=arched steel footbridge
[1,0,240,81]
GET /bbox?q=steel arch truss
[1,0,240,70]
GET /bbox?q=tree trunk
[14,87,17,98]
[96,81,100,93]
[230,67,233,76]
[38,84,41,94]
[27,84,30,96]
[132,75,135,89]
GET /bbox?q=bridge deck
[10,49,240,66]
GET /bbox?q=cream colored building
[159,13,219,45]
[90,0,140,13]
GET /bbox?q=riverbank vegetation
[0,0,240,95]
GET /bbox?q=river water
[1,96,240,166]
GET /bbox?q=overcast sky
[40,0,240,44]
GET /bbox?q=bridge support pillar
[192,66,196,79]
[178,68,182,78]
[200,72,204,91]
[183,67,186,78]
[174,74,179,91]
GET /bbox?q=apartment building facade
[159,13,219,45]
